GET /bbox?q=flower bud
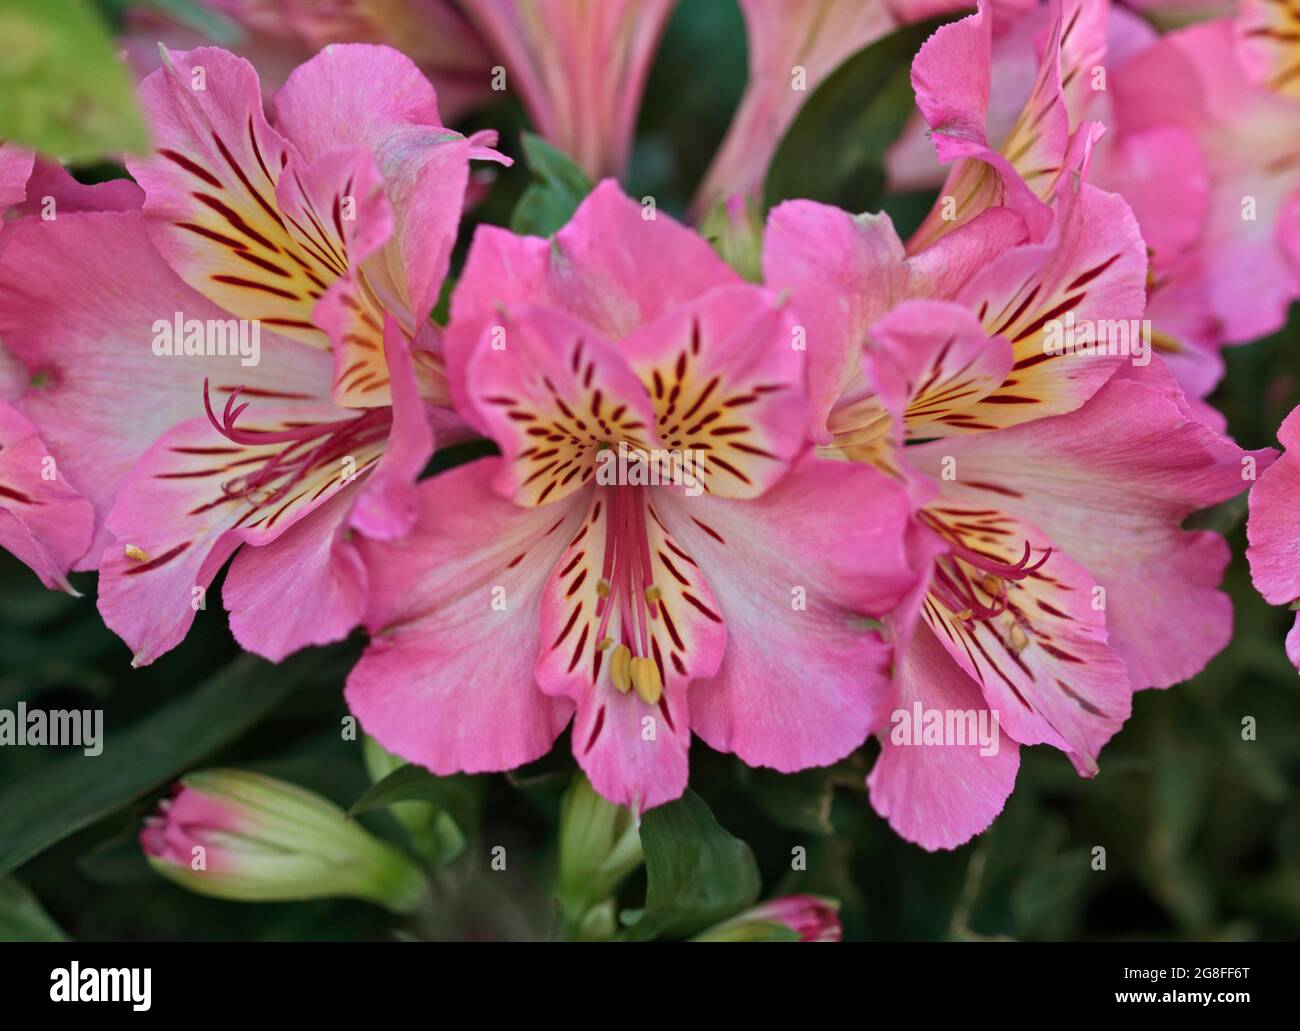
[691,895,842,942]
[140,769,427,913]
[556,773,643,939]
[362,736,466,864]
[698,195,764,283]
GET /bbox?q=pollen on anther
[125,544,150,563]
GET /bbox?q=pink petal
[276,145,397,407]
[952,177,1148,429]
[1247,406,1300,608]
[0,143,34,210]
[346,460,578,775]
[127,47,331,348]
[273,43,484,327]
[864,298,1015,441]
[460,0,674,179]
[620,285,808,499]
[867,623,1020,851]
[0,402,95,591]
[691,0,900,216]
[446,181,739,421]
[347,319,435,541]
[762,200,1027,442]
[224,490,367,661]
[15,159,144,215]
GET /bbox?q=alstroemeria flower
[460,0,675,179]
[906,0,1117,253]
[765,114,1268,850]
[1112,15,1300,343]
[122,0,496,121]
[1247,406,1300,670]
[345,182,918,811]
[0,44,499,664]
[895,0,1228,410]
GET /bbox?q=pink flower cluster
[1,0,1297,852]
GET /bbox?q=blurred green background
[0,0,1297,941]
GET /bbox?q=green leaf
[0,0,149,161]
[0,877,68,941]
[0,651,319,877]
[348,763,483,840]
[629,790,760,940]
[763,18,947,214]
[509,132,593,237]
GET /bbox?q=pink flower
[892,0,1232,422]
[763,20,1270,846]
[460,0,674,179]
[693,894,842,942]
[1110,15,1300,344]
[904,0,1111,252]
[0,45,499,665]
[121,0,496,121]
[1247,406,1300,669]
[344,181,919,811]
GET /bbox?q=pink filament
[930,539,1052,622]
[594,484,657,657]
[201,378,390,506]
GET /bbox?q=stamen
[610,644,633,694]
[1006,620,1029,653]
[124,544,149,563]
[594,484,664,703]
[630,657,662,705]
[199,378,390,511]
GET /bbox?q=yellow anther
[596,579,611,599]
[1007,621,1029,654]
[978,573,1001,596]
[644,585,662,605]
[1150,328,1182,355]
[630,657,662,706]
[597,637,614,651]
[952,608,973,622]
[610,644,633,693]
[124,544,149,563]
